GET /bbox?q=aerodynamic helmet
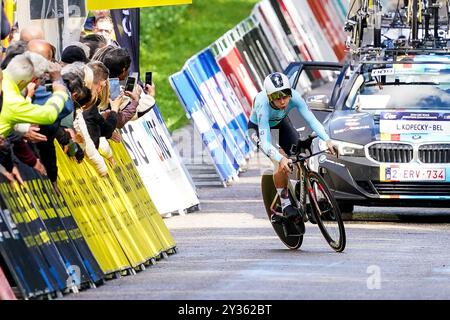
[263,72,292,102]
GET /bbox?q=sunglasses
[268,89,292,102]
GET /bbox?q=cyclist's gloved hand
[325,140,338,157]
[279,157,293,174]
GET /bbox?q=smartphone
[44,80,53,93]
[125,76,136,92]
[109,78,121,100]
[145,72,152,86]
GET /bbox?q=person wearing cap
[247,72,337,234]
[61,45,90,65]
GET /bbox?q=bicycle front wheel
[307,171,346,252]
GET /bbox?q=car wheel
[338,202,354,221]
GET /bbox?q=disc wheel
[261,171,303,250]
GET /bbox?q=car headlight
[330,140,365,157]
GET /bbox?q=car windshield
[347,62,450,111]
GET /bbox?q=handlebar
[287,133,338,169]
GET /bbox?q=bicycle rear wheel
[307,171,346,252]
[261,171,303,250]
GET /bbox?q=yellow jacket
[0,74,68,137]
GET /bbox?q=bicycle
[261,134,346,252]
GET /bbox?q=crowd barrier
[170,0,349,185]
[120,106,199,216]
[0,133,178,298]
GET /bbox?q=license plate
[384,167,446,181]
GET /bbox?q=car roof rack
[346,0,450,63]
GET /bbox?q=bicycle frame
[286,150,327,215]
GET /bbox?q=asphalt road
[62,152,450,300]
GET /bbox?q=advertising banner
[306,0,346,61]
[197,50,252,157]
[213,37,258,116]
[252,0,297,69]
[120,107,200,215]
[289,0,338,63]
[170,70,239,183]
[187,55,246,168]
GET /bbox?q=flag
[110,8,140,74]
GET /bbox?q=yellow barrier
[56,141,176,274]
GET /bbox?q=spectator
[92,46,156,125]
[0,66,23,185]
[0,52,68,138]
[26,40,83,185]
[61,44,90,65]
[92,16,118,46]
[83,10,110,34]
[80,34,107,59]
[67,63,112,176]
[19,25,44,42]
[83,61,121,149]
[1,40,27,69]
[27,39,55,61]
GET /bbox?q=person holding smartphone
[91,46,156,127]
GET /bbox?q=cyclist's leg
[278,116,300,156]
[272,117,304,232]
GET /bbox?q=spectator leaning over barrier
[70,63,113,176]
[0,67,24,186]
[24,40,82,185]
[0,40,48,177]
[0,52,68,140]
[60,65,92,162]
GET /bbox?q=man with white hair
[0,51,68,138]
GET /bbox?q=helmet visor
[268,88,292,102]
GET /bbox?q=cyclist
[248,72,336,234]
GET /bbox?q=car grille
[418,144,450,163]
[372,182,450,196]
[368,143,413,163]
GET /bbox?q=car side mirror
[306,94,330,110]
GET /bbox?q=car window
[346,66,450,110]
[295,70,341,109]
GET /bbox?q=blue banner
[170,71,238,183]
[199,49,255,157]
[187,55,246,168]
